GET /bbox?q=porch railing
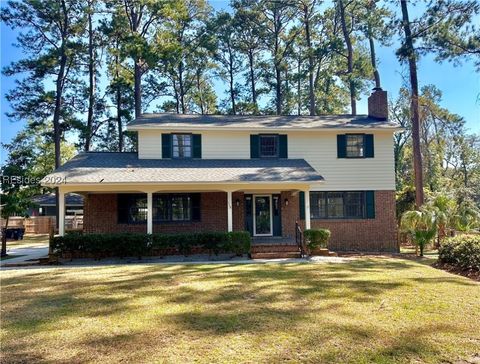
[295,220,306,258]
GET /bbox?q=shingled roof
[127,113,400,130]
[41,152,324,186]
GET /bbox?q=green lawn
[5,234,49,248]
[1,259,479,363]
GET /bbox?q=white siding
[288,131,395,190]
[138,130,161,159]
[202,131,250,159]
[136,129,396,190]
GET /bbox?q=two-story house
[42,88,401,252]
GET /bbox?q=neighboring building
[42,88,401,252]
[28,193,83,217]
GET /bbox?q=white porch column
[227,191,233,232]
[304,189,311,230]
[58,189,65,236]
[147,192,153,234]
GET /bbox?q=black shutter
[366,191,375,219]
[365,134,374,158]
[192,134,202,158]
[250,135,259,158]
[299,191,305,220]
[279,135,288,158]
[191,193,201,221]
[117,194,129,224]
[337,134,346,158]
[162,134,172,158]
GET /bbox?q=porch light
[235,199,240,207]
[284,198,289,206]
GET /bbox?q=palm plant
[400,210,438,256]
[425,193,456,247]
[453,202,480,232]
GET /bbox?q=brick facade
[308,190,398,252]
[83,190,397,252]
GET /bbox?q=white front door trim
[253,194,273,237]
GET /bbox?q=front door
[253,195,273,236]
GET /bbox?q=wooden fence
[1,216,83,234]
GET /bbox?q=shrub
[226,231,251,256]
[52,231,251,259]
[304,229,331,250]
[438,234,480,271]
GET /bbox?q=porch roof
[41,152,324,186]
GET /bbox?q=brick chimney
[368,87,388,120]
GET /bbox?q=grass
[1,259,479,363]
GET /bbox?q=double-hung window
[310,191,367,219]
[153,193,200,222]
[259,135,279,158]
[172,134,192,158]
[346,135,365,158]
[118,194,147,224]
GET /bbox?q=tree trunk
[1,217,9,257]
[304,4,315,115]
[115,50,123,152]
[275,65,282,115]
[338,0,356,115]
[134,61,142,117]
[400,0,424,208]
[368,33,381,88]
[85,5,95,151]
[297,54,301,116]
[248,50,257,110]
[196,71,205,115]
[228,48,236,115]
[178,62,186,114]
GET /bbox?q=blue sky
[1,1,479,164]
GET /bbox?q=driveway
[0,242,49,267]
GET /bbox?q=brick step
[251,251,302,259]
[251,244,299,254]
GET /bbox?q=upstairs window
[337,134,374,158]
[346,135,365,157]
[172,134,192,158]
[259,135,278,158]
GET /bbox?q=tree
[401,209,437,256]
[212,12,242,115]
[398,0,424,208]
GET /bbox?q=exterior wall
[136,129,396,190]
[288,131,395,191]
[83,190,397,252]
[308,190,398,252]
[83,192,228,234]
[138,130,162,159]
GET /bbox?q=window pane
[129,195,147,223]
[153,195,170,221]
[327,192,344,218]
[260,135,278,157]
[172,134,192,158]
[345,192,365,218]
[346,135,364,157]
[172,195,191,221]
[310,192,326,219]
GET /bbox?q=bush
[438,234,480,271]
[226,231,251,256]
[304,229,331,250]
[52,231,252,259]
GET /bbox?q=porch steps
[251,243,301,259]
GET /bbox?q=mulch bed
[432,262,480,282]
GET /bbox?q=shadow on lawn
[1,259,476,363]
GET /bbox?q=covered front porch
[56,183,314,241]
